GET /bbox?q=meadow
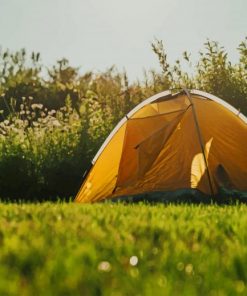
[0,202,247,296]
[0,39,246,296]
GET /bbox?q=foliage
[151,38,247,114]
[0,203,247,295]
[0,38,246,200]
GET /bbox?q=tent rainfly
[75,89,247,203]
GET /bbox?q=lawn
[0,202,247,295]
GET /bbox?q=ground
[0,202,246,295]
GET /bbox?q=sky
[0,0,246,81]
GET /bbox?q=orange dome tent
[75,89,247,203]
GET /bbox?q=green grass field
[0,202,247,296]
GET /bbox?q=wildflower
[129,256,138,266]
[31,104,43,110]
[49,110,56,115]
[52,120,61,127]
[97,261,111,272]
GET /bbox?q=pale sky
[0,0,246,81]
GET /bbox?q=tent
[75,89,247,203]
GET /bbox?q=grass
[0,202,247,295]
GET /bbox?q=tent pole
[183,88,215,196]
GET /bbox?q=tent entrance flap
[115,109,187,189]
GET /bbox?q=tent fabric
[75,89,247,203]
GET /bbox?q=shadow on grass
[107,188,247,205]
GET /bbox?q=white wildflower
[98,261,111,272]
[129,256,138,266]
[31,104,43,110]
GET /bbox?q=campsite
[1,0,247,295]
[0,40,246,295]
